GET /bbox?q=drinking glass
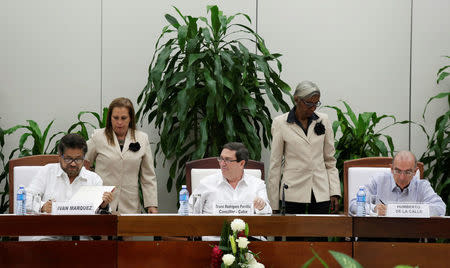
[368,194,378,216]
[192,194,203,214]
[26,191,41,214]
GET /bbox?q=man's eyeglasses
[216,157,238,164]
[302,99,321,108]
[62,155,84,165]
[393,168,415,176]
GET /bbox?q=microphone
[281,183,289,216]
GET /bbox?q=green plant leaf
[172,6,188,24]
[311,248,328,268]
[208,5,220,37]
[41,120,55,150]
[301,256,316,268]
[423,92,450,119]
[18,133,32,151]
[329,250,363,268]
[188,53,205,66]
[343,101,357,126]
[437,71,449,84]
[177,25,188,51]
[165,14,180,29]
[137,5,292,196]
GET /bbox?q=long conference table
[0,214,449,268]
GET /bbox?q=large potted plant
[326,101,410,209]
[420,56,449,215]
[137,5,291,191]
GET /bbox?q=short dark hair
[58,133,88,156]
[222,142,249,166]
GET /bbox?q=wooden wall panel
[118,241,352,268]
[0,241,116,268]
[354,242,450,268]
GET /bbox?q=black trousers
[284,191,331,215]
[283,191,330,241]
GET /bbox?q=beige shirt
[86,128,158,213]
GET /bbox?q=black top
[286,107,319,135]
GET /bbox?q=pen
[379,199,385,205]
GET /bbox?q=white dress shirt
[28,163,103,203]
[25,163,103,241]
[189,171,272,215]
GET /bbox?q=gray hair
[294,81,321,99]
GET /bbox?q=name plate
[52,201,96,215]
[213,200,254,215]
[386,203,430,218]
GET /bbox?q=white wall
[1,0,449,212]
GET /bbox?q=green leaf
[172,6,188,24]
[192,118,208,160]
[329,250,363,268]
[343,101,357,126]
[26,120,42,139]
[186,16,198,38]
[18,133,32,151]
[301,256,316,268]
[423,92,450,119]
[209,5,220,37]
[188,53,205,66]
[437,71,449,84]
[4,124,27,135]
[165,14,180,29]
[177,25,188,51]
[41,120,55,149]
[201,27,212,43]
[311,248,328,268]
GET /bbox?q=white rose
[245,253,257,264]
[222,254,235,266]
[230,218,246,232]
[237,237,250,249]
[249,263,265,268]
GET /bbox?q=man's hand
[41,200,52,213]
[147,206,158,214]
[100,192,113,208]
[253,197,266,210]
[375,204,386,216]
[330,195,340,213]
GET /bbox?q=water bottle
[178,185,189,216]
[17,185,26,215]
[356,186,366,216]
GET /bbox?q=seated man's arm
[255,180,272,214]
[420,180,446,216]
[94,175,113,213]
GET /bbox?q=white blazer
[86,128,158,213]
[267,111,341,210]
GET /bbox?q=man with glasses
[28,133,113,215]
[189,142,271,215]
[349,151,446,216]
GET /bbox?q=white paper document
[70,186,115,209]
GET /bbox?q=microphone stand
[281,183,288,216]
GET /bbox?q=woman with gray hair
[267,81,341,220]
